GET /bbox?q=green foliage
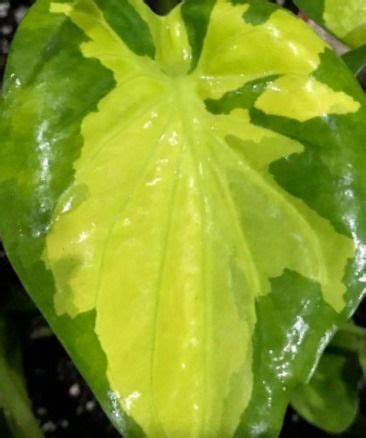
[291,350,361,433]
[291,322,366,434]
[342,45,366,75]
[294,0,366,48]
[0,0,366,437]
[0,245,43,436]
[0,317,43,438]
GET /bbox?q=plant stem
[0,317,44,438]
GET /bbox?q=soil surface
[0,1,365,437]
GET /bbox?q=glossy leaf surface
[1,0,366,436]
[295,0,366,48]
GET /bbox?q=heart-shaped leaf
[1,0,366,436]
[295,0,366,48]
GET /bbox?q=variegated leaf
[1,0,366,436]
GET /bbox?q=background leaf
[0,317,43,438]
[342,45,366,75]
[294,0,366,48]
[291,349,361,433]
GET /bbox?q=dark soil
[0,1,365,437]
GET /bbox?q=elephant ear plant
[1,0,366,436]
